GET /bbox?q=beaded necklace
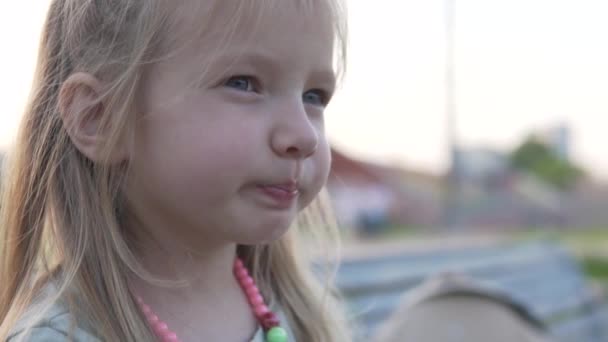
[137,257,288,342]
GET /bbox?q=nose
[270,102,319,159]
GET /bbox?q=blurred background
[2,1,608,340]
[321,0,608,288]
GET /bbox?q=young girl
[0,0,351,341]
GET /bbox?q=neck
[128,214,241,293]
[135,239,238,294]
[127,223,258,341]
[124,210,240,294]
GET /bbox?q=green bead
[266,327,288,342]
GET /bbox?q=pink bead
[155,322,169,333]
[244,283,257,291]
[260,312,280,329]
[262,312,277,320]
[235,268,248,279]
[141,304,151,314]
[250,294,264,305]
[246,286,259,296]
[254,305,269,316]
[242,276,254,286]
[262,318,280,329]
[165,332,179,342]
[234,258,243,268]
[148,314,159,323]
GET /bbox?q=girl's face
[126,1,336,245]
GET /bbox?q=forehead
[169,0,335,36]
[161,0,336,67]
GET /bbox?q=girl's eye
[224,76,257,92]
[303,89,329,107]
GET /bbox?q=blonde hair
[0,0,351,341]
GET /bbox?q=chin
[236,220,294,245]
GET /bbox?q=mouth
[261,181,298,192]
[255,181,299,208]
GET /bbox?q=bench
[335,240,608,341]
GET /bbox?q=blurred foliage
[519,228,608,288]
[581,257,608,286]
[510,136,585,190]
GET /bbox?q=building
[327,149,441,232]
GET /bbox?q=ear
[58,72,128,164]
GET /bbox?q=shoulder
[6,284,101,342]
[7,309,100,342]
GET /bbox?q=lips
[255,181,299,208]
[263,182,298,193]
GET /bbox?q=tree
[510,136,584,190]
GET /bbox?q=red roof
[330,148,385,185]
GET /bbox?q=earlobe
[58,73,128,164]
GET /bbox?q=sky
[1,1,608,180]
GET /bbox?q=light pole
[444,0,459,228]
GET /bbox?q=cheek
[129,115,258,200]
[316,139,332,184]
[301,138,331,206]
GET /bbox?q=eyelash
[223,75,260,92]
[303,89,330,107]
[223,75,332,107]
